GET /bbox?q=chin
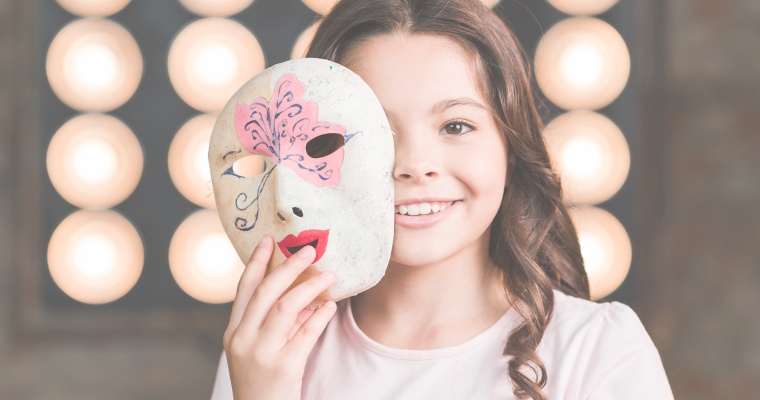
[388,236,460,267]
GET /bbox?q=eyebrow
[430,97,487,115]
[381,97,487,121]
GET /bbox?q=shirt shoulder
[540,291,674,400]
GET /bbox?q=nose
[393,133,440,183]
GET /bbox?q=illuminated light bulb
[291,20,321,59]
[179,0,254,17]
[55,0,131,17]
[534,17,629,111]
[168,114,217,208]
[301,0,339,15]
[47,18,142,112]
[47,114,143,209]
[168,18,265,112]
[169,209,245,303]
[544,111,629,205]
[547,0,619,16]
[48,209,143,304]
[569,206,631,300]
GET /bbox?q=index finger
[227,235,273,333]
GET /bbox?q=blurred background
[0,0,757,398]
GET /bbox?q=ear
[504,144,517,188]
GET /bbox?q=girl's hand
[223,235,337,400]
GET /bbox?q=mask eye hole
[306,133,344,159]
[232,154,266,177]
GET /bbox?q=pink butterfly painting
[227,74,358,231]
[234,73,347,188]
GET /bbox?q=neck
[351,230,510,349]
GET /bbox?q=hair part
[307,1,590,398]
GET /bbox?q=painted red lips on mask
[277,229,329,263]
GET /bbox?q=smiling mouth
[277,229,329,263]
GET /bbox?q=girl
[212,0,673,398]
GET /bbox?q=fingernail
[257,235,269,247]
[319,270,335,280]
[297,245,314,259]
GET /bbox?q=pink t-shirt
[211,290,673,399]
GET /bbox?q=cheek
[451,135,508,201]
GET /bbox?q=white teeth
[396,202,453,215]
[419,203,432,215]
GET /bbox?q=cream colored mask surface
[210,59,394,307]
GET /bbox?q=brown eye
[441,122,472,136]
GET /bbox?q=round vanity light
[570,206,631,300]
[55,0,132,17]
[179,0,255,16]
[547,0,619,16]
[47,113,143,209]
[168,114,217,208]
[47,18,142,112]
[291,20,321,59]
[544,111,629,205]
[168,17,265,112]
[534,17,629,111]
[169,209,245,303]
[48,209,144,304]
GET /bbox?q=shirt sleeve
[582,303,674,400]
[210,351,234,400]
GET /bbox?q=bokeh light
[545,111,629,205]
[169,209,245,304]
[179,0,255,17]
[534,17,630,111]
[46,18,143,112]
[481,0,501,7]
[291,20,320,59]
[55,0,131,17]
[570,206,631,300]
[547,0,619,16]
[168,114,216,208]
[301,0,339,15]
[48,209,144,304]
[47,113,143,209]
[168,17,265,112]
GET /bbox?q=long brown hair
[307,0,590,398]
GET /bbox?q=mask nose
[272,167,308,223]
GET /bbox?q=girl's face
[346,34,509,267]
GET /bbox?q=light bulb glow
[545,111,629,205]
[291,20,321,59]
[191,43,240,88]
[71,138,119,185]
[169,209,245,303]
[55,0,132,17]
[534,17,629,111]
[179,0,254,17]
[70,43,120,90]
[570,206,631,300]
[168,114,217,208]
[548,0,619,16]
[47,113,143,209]
[47,18,142,112]
[559,41,604,88]
[48,209,143,304]
[168,18,265,112]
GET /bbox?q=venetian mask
[209,58,394,307]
